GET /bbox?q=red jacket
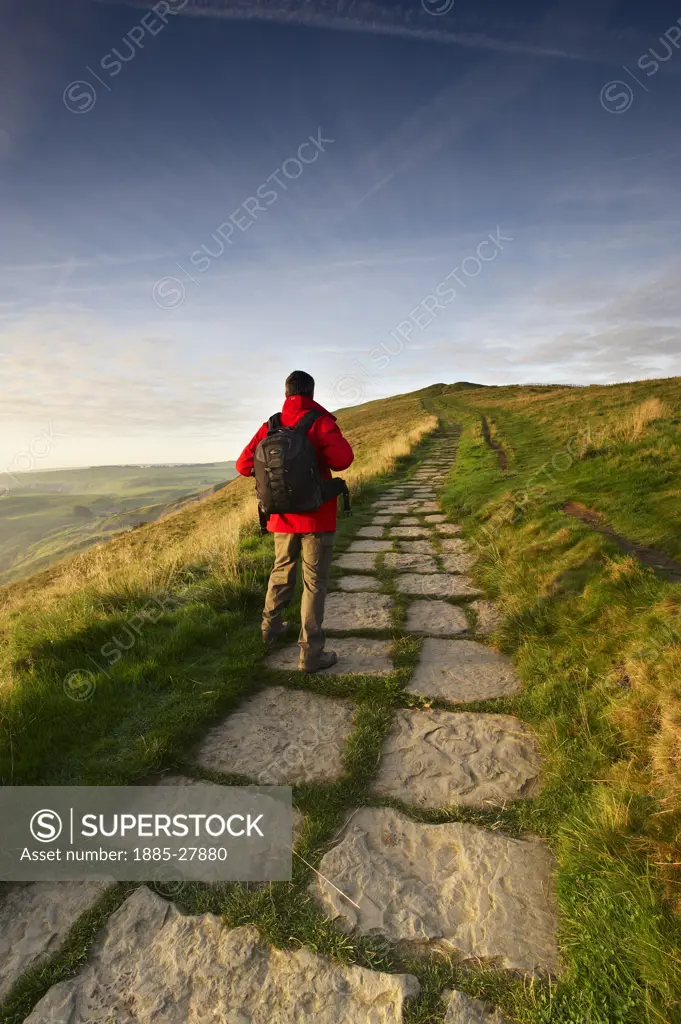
[236,395,354,533]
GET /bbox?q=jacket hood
[281,395,336,421]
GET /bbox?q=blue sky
[1,0,680,468]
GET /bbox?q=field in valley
[0,462,238,584]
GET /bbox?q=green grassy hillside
[1,379,680,1024]
[424,377,681,1022]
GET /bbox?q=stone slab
[395,575,483,599]
[405,600,468,635]
[335,577,382,593]
[398,540,436,554]
[194,686,355,783]
[371,516,392,525]
[336,553,377,571]
[440,538,470,553]
[154,775,304,844]
[390,527,432,538]
[311,807,557,974]
[335,574,381,592]
[25,887,420,1023]
[441,553,478,573]
[443,990,510,1024]
[408,639,521,702]
[373,503,417,514]
[424,514,447,523]
[411,503,440,514]
[372,709,542,808]
[357,526,385,538]
[396,517,420,526]
[0,882,109,1002]
[383,554,439,573]
[267,638,393,676]
[324,592,393,631]
[348,540,393,553]
[472,600,503,634]
[436,524,462,536]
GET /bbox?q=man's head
[285,370,315,398]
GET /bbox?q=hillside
[1,379,680,1024]
[0,462,238,584]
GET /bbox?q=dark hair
[285,370,315,398]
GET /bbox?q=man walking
[236,371,354,672]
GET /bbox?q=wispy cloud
[1,252,173,274]
[92,0,630,65]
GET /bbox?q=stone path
[2,431,557,1022]
[0,882,109,1003]
[25,887,420,1023]
[312,807,557,974]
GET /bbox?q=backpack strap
[267,413,282,432]
[294,409,323,435]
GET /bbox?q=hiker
[235,371,355,672]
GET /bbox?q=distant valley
[0,462,237,583]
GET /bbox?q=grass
[2,379,681,1023]
[422,379,681,1022]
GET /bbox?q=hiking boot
[299,650,338,673]
[261,622,291,646]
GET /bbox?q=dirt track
[481,415,508,470]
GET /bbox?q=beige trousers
[262,532,335,660]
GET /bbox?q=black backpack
[254,410,351,531]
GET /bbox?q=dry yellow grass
[627,397,672,440]
[0,390,437,630]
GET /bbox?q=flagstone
[405,600,469,635]
[311,806,558,974]
[395,574,483,599]
[440,538,470,553]
[411,503,440,513]
[390,526,432,538]
[442,989,510,1024]
[348,540,393,553]
[441,553,477,573]
[267,638,393,676]
[0,882,110,1003]
[325,592,393,632]
[24,888,420,1024]
[436,523,463,536]
[374,505,417,515]
[372,709,542,808]
[194,686,355,783]
[383,554,439,573]
[336,553,377,571]
[408,639,521,703]
[398,540,436,554]
[335,575,381,592]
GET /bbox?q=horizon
[5,372,680,472]
[2,0,680,470]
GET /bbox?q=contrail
[90,0,608,65]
